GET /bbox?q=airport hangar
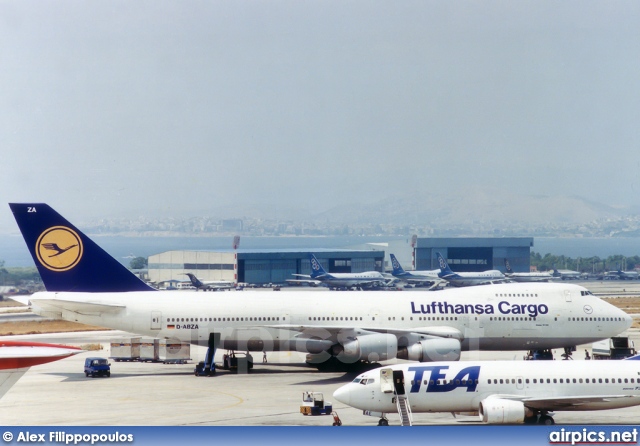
[413,237,534,273]
[147,249,386,287]
[147,237,534,286]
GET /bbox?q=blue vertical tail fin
[9,203,155,292]
[435,252,456,278]
[308,253,329,279]
[504,258,514,274]
[185,273,204,288]
[389,254,406,276]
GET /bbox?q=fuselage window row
[164,315,624,324]
[495,294,539,298]
[485,377,636,384]
[167,317,282,322]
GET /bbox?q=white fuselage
[26,283,630,354]
[506,272,555,283]
[392,270,441,283]
[334,359,640,417]
[440,270,506,287]
[314,271,386,288]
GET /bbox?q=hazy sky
[2,1,640,232]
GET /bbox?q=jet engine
[338,334,397,363]
[397,338,461,362]
[479,398,532,424]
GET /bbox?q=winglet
[9,203,155,292]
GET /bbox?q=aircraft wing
[28,298,125,315]
[0,341,83,399]
[352,280,387,288]
[522,395,640,411]
[0,369,28,399]
[285,279,323,286]
[486,393,640,411]
[272,325,464,341]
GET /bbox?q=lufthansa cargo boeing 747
[9,203,632,372]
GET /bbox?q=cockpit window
[354,378,376,385]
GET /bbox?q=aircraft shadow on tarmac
[44,361,379,382]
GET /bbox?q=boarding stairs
[396,394,412,426]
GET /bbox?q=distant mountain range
[78,191,640,237]
[310,192,638,227]
[212,191,636,227]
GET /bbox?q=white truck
[592,336,636,360]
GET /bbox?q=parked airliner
[289,253,388,289]
[0,341,82,399]
[436,252,506,286]
[389,254,441,287]
[605,266,640,281]
[333,356,640,425]
[553,266,582,280]
[184,273,234,291]
[9,203,631,373]
[504,259,554,283]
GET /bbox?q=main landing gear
[561,346,575,360]
[524,413,555,425]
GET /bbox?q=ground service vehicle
[300,392,333,416]
[222,352,254,372]
[592,337,636,360]
[84,357,111,377]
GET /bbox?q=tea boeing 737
[333,356,640,426]
[9,203,631,373]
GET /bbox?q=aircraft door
[564,289,572,302]
[393,370,405,396]
[151,311,162,330]
[516,376,524,390]
[380,368,394,393]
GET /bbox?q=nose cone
[333,384,351,406]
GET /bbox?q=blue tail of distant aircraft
[308,253,329,279]
[435,252,457,279]
[389,254,407,276]
[185,273,204,288]
[504,258,514,274]
[9,203,155,292]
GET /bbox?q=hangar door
[447,248,493,272]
